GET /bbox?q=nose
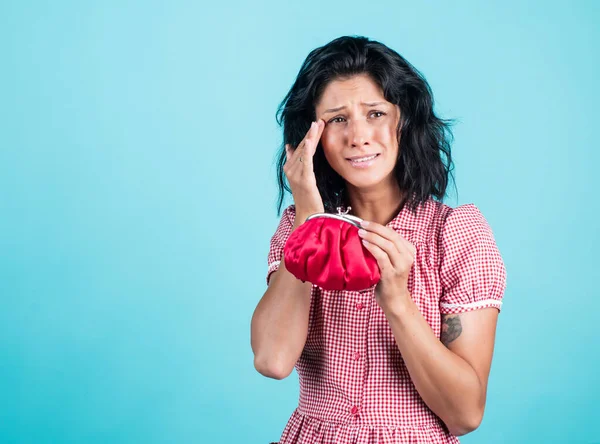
[348,118,370,148]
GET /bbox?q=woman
[250,35,507,444]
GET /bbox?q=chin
[341,170,389,190]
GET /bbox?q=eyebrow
[322,102,387,114]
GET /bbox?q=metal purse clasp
[336,206,352,216]
[304,206,362,228]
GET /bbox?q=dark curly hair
[274,35,456,215]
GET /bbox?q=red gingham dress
[266,197,507,444]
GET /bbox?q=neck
[346,178,406,226]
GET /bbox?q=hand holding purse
[283,206,381,291]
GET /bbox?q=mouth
[346,153,380,168]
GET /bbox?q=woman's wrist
[380,290,415,320]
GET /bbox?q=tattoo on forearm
[441,314,462,346]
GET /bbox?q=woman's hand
[357,221,417,310]
[284,120,326,228]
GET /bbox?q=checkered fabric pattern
[266,197,507,444]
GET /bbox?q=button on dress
[266,197,507,444]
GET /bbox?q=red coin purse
[283,206,381,291]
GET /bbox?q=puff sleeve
[439,204,507,314]
[266,205,297,285]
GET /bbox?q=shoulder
[438,202,504,273]
[417,199,498,256]
[409,198,452,243]
[283,204,297,221]
[441,203,496,244]
[438,202,507,311]
[274,204,297,228]
[284,204,296,219]
[422,199,485,226]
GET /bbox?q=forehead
[316,75,387,109]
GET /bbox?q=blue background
[1,1,598,443]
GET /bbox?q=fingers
[360,238,390,269]
[361,221,416,257]
[283,121,327,216]
[304,119,325,159]
[300,121,322,171]
[284,143,303,177]
[358,222,415,270]
[285,120,325,168]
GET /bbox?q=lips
[346,153,380,162]
[346,153,380,168]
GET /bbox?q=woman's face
[315,74,401,191]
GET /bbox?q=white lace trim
[440,299,502,310]
[268,261,281,273]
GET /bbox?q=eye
[328,111,386,124]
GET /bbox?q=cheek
[321,131,343,162]
[321,130,338,148]
[377,122,399,144]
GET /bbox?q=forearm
[383,296,484,436]
[251,256,312,380]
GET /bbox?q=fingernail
[361,220,369,227]
[358,229,367,237]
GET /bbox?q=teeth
[351,154,377,163]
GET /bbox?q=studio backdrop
[1,1,598,443]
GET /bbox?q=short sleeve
[439,204,507,314]
[266,205,296,285]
